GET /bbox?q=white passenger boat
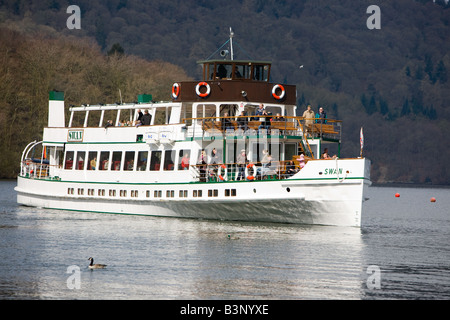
[15,36,371,227]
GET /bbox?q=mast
[229,27,234,61]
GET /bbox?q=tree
[435,60,447,84]
[107,43,125,57]
[400,98,410,116]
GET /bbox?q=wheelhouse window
[253,64,270,81]
[234,63,251,80]
[124,151,135,171]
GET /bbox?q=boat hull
[16,170,370,227]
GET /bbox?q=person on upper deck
[253,103,264,120]
[141,110,152,126]
[302,105,315,135]
[274,113,285,121]
[105,120,114,128]
[222,113,234,132]
[258,111,271,134]
[237,111,248,131]
[137,109,143,123]
[315,107,327,124]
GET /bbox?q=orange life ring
[196,82,211,98]
[218,164,227,181]
[272,84,285,100]
[172,83,180,99]
[245,163,255,180]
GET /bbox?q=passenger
[253,103,264,120]
[137,109,143,123]
[302,105,315,135]
[297,154,306,169]
[181,153,190,170]
[104,120,114,128]
[258,111,271,134]
[210,148,219,164]
[90,157,96,170]
[237,111,248,131]
[141,110,152,126]
[285,160,298,177]
[222,112,234,132]
[198,150,207,182]
[315,107,327,124]
[274,113,285,121]
[321,148,337,159]
[217,64,227,79]
[236,149,247,181]
[257,150,272,178]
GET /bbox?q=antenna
[229,27,234,61]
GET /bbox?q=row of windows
[67,188,237,198]
[64,149,191,172]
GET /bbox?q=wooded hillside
[0,0,449,184]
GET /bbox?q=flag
[360,127,364,157]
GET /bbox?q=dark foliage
[0,0,449,184]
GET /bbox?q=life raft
[172,83,180,99]
[196,82,211,98]
[272,84,285,100]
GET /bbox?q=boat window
[252,64,269,81]
[150,151,161,171]
[137,151,148,171]
[180,103,193,126]
[207,63,215,80]
[65,151,74,169]
[216,63,232,79]
[99,151,110,170]
[197,104,216,120]
[153,107,171,125]
[220,104,239,117]
[234,64,251,80]
[265,106,282,118]
[123,151,135,171]
[178,149,191,170]
[88,151,97,170]
[163,150,176,171]
[111,151,122,171]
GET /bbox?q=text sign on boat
[67,130,84,142]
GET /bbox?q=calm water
[0,180,449,300]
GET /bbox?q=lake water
[0,180,449,301]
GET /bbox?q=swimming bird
[88,257,107,269]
